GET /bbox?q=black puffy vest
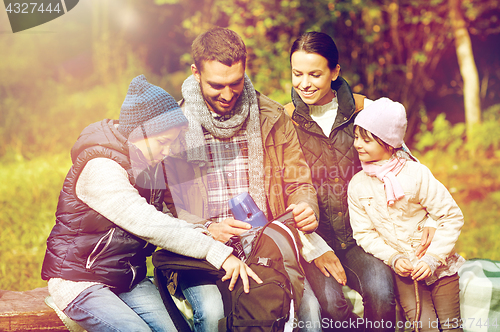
[41,119,158,291]
[290,78,361,251]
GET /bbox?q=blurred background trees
[1,0,499,157]
[0,0,499,290]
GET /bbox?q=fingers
[290,202,317,232]
[414,244,426,259]
[291,202,312,220]
[397,271,411,277]
[224,218,252,230]
[238,266,249,293]
[314,255,329,277]
[401,260,413,271]
[416,227,436,258]
[415,229,429,258]
[246,265,263,285]
[316,262,330,278]
[314,252,346,285]
[221,258,240,292]
[221,255,261,293]
[396,267,412,277]
[395,259,413,277]
[221,269,232,285]
[211,219,251,242]
[295,214,318,232]
[327,263,347,286]
[420,228,430,246]
[411,262,431,281]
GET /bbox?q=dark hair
[290,31,339,70]
[192,27,247,72]
[355,125,395,155]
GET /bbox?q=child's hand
[395,258,413,277]
[411,261,431,281]
[221,254,262,293]
[415,226,436,259]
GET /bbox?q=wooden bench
[1,259,498,332]
[0,287,68,331]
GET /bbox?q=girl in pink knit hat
[348,97,465,331]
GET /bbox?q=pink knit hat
[354,97,407,148]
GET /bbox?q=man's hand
[221,254,263,293]
[415,227,436,259]
[207,218,251,243]
[394,258,413,277]
[288,202,318,233]
[411,261,431,281]
[313,251,347,285]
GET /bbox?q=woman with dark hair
[285,32,434,331]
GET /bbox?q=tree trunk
[449,0,481,139]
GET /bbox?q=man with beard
[157,27,334,331]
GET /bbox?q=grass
[0,154,71,291]
[0,153,158,291]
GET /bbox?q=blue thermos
[228,192,268,228]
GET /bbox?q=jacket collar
[257,91,284,139]
[291,77,356,132]
[71,119,129,163]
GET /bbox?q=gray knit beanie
[118,75,188,140]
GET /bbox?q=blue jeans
[178,272,224,332]
[64,278,176,332]
[297,277,322,331]
[304,245,396,332]
[179,271,322,332]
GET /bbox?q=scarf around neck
[361,158,406,206]
[181,74,267,217]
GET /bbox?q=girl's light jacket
[348,160,465,284]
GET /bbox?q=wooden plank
[0,287,69,331]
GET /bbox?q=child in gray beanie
[41,75,261,332]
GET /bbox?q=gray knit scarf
[181,74,267,217]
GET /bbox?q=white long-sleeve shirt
[49,157,233,310]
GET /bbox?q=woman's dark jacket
[289,77,361,251]
[41,119,159,291]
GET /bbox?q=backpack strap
[263,221,305,310]
[284,102,298,126]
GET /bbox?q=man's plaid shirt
[204,118,250,223]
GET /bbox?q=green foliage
[415,113,466,155]
[414,108,500,260]
[0,39,159,160]
[0,154,71,291]
[166,0,459,130]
